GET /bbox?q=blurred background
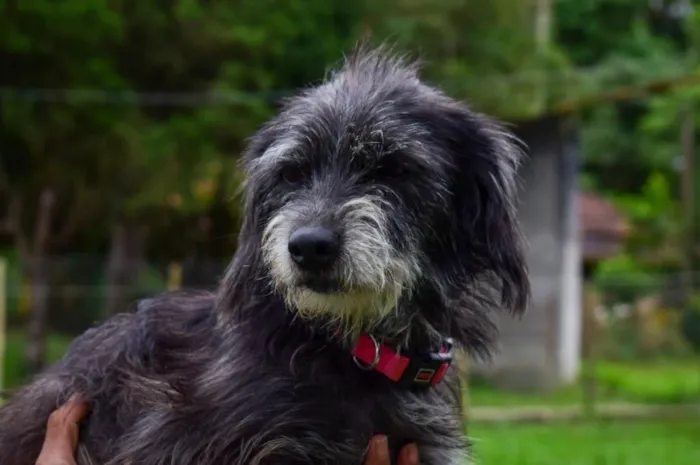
[1,0,699,463]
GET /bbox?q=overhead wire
[0,60,693,107]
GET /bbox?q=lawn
[470,419,700,465]
[467,360,700,407]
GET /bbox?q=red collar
[350,333,454,388]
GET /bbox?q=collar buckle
[396,338,454,388]
[352,334,381,370]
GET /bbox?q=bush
[594,254,661,304]
[681,293,700,352]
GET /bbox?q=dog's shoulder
[135,288,217,319]
[57,289,215,360]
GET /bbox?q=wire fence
[0,55,698,111]
[0,256,698,463]
[1,256,698,400]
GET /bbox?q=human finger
[397,443,420,465]
[59,396,90,425]
[364,435,391,465]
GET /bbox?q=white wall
[474,116,582,391]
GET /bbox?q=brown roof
[579,191,629,237]
[579,191,630,261]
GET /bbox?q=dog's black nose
[288,227,340,270]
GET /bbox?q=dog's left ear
[422,102,530,316]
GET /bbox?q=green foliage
[364,0,576,119]
[0,0,367,259]
[2,330,73,389]
[613,172,683,260]
[594,253,661,303]
[0,0,698,280]
[556,0,681,65]
[617,171,676,223]
[561,0,698,277]
[0,248,23,325]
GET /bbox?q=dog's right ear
[455,111,530,316]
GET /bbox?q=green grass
[594,361,700,403]
[467,360,700,407]
[468,381,588,407]
[470,419,700,465]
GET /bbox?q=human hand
[365,435,420,465]
[35,396,90,465]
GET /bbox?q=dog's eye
[280,165,305,185]
[375,161,408,179]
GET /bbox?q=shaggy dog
[0,45,529,465]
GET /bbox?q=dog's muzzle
[262,196,418,326]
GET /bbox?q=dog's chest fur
[61,293,467,465]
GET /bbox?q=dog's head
[223,45,529,349]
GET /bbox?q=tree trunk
[0,258,7,391]
[680,104,698,295]
[103,223,146,318]
[0,188,90,375]
[534,0,552,53]
[182,215,213,288]
[23,189,56,374]
[24,255,50,374]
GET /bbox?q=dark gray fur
[0,44,529,465]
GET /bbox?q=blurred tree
[0,0,126,372]
[555,0,699,278]
[0,0,365,347]
[94,0,363,316]
[363,0,572,118]
[1,0,699,361]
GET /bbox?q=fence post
[167,262,183,291]
[581,282,599,418]
[0,258,7,393]
[458,352,470,429]
[681,104,696,298]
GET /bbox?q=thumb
[36,397,90,465]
